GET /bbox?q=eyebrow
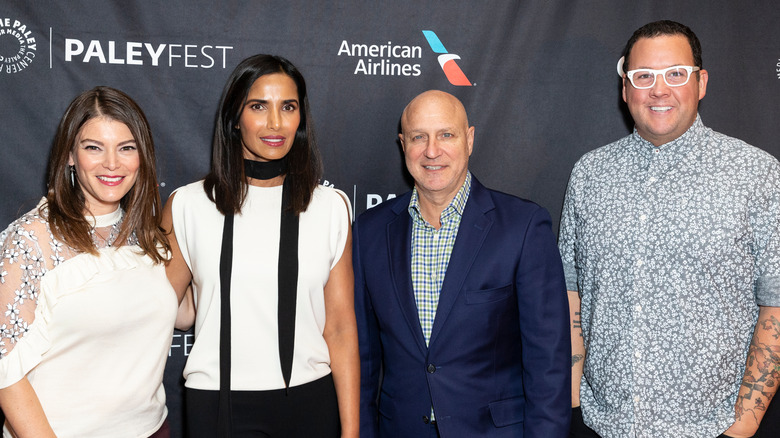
[246,98,299,105]
[79,138,136,146]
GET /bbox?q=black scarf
[217,157,299,437]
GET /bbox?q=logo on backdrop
[776,58,780,80]
[64,37,233,69]
[422,30,472,86]
[0,18,37,74]
[337,39,422,76]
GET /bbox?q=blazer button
[427,364,436,373]
[423,415,430,424]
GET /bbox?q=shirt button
[636,259,644,267]
[634,395,640,403]
[433,233,439,240]
[653,148,660,153]
[635,304,642,312]
[427,364,436,373]
[639,214,647,222]
[634,351,642,359]
[648,177,657,183]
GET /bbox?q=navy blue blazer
[354,176,571,437]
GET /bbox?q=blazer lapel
[428,178,494,345]
[387,202,429,355]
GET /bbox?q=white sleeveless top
[171,181,350,390]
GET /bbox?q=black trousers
[185,373,340,438]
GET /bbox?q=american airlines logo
[422,30,472,86]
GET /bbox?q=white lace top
[0,199,178,437]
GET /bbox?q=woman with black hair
[163,54,358,437]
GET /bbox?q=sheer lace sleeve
[0,205,68,360]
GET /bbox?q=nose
[649,72,670,96]
[423,139,441,159]
[103,149,119,171]
[267,108,281,130]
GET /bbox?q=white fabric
[172,181,351,390]
[0,202,178,437]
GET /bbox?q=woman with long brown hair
[0,86,180,437]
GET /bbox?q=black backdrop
[2,1,780,436]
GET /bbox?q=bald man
[353,90,571,437]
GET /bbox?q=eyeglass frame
[615,56,701,89]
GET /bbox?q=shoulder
[170,180,208,202]
[470,176,547,218]
[706,128,779,169]
[355,190,411,228]
[571,135,632,174]
[1,200,55,258]
[308,185,353,221]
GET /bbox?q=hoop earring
[69,165,75,187]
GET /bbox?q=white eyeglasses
[616,56,700,89]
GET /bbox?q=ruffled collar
[87,208,124,228]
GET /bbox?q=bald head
[400,90,469,135]
[398,90,475,216]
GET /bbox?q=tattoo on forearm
[574,311,582,337]
[735,315,780,423]
[572,354,584,367]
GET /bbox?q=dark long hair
[204,54,322,215]
[45,86,169,263]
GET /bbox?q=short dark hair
[46,86,169,263]
[204,54,322,216]
[621,20,702,73]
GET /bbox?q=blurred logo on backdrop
[0,18,37,74]
[422,30,473,86]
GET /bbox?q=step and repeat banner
[2,1,780,436]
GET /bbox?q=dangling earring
[69,165,75,187]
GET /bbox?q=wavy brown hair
[204,54,322,215]
[45,86,170,263]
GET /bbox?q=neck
[245,157,287,187]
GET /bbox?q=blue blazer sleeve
[353,218,381,438]
[516,206,572,436]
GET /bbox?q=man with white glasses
[559,20,780,438]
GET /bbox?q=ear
[696,69,708,101]
[68,153,75,167]
[466,126,475,156]
[621,75,628,103]
[398,133,406,152]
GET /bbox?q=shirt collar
[408,171,472,225]
[630,114,705,158]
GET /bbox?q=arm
[161,192,195,330]
[323,223,360,438]
[0,378,56,438]
[0,220,56,437]
[175,285,195,331]
[516,207,571,436]
[723,305,780,438]
[568,290,585,408]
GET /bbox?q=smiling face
[622,34,708,147]
[399,90,474,207]
[69,117,140,216]
[237,73,301,162]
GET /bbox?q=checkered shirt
[408,172,472,346]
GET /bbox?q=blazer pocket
[488,396,525,427]
[464,284,513,305]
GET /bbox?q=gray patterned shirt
[558,116,780,438]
